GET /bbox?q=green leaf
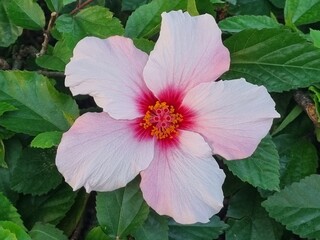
[0,139,21,203]
[210,0,224,4]
[31,131,62,149]
[0,71,79,136]
[63,0,76,5]
[284,0,320,27]
[187,0,199,16]
[57,189,89,236]
[0,102,17,117]
[0,140,6,168]
[225,135,280,191]
[50,7,123,70]
[273,134,318,188]
[262,174,320,239]
[55,6,124,42]
[85,227,109,240]
[133,211,168,240]
[125,0,187,38]
[96,178,149,239]
[227,217,282,240]
[6,0,45,30]
[0,1,22,47]
[0,193,24,228]
[0,127,14,140]
[222,167,246,198]
[44,0,64,12]
[10,148,62,195]
[17,184,76,229]
[218,15,281,33]
[0,221,30,240]
[269,0,285,8]
[133,38,155,54]
[310,85,320,122]
[226,187,283,240]
[310,29,320,48]
[222,29,320,92]
[29,223,68,240]
[36,38,73,72]
[0,228,15,240]
[169,216,228,240]
[196,0,216,16]
[228,0,271,15]
[271,105,302,136]
[225,0,236,4]
[121,0,151,11]
[281,113,314,137]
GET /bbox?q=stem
[38,70,65,78]
[71,0,94,15]
[187,0,199,16]
[37,12,58,57]
[66,192,94,240]
[70,218,84,240]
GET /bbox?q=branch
[71,0,94,15]
[70,192,93,240]
[38,70,65,78]
[37,12,58,57]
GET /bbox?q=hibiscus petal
[65,36,153,119]
[56,112,154,192]
[140,130,225,224]
[143,10,230,100]
[182,79,280,160]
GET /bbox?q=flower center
[140,101,183,140]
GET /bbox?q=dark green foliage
[96,178,149,239]
[0,0,320,239]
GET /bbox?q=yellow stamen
[140,101,183,140]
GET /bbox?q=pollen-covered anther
[140,101,183,139]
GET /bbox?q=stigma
[140,101,183,139]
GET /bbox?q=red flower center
[140,101,183,140]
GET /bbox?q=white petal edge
[56,112,154,192]
[182,79,280,160]
[65,36,152,120]
[143,10,230,99]
[140,130,225,224]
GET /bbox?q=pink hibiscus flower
[56,10,279,224]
